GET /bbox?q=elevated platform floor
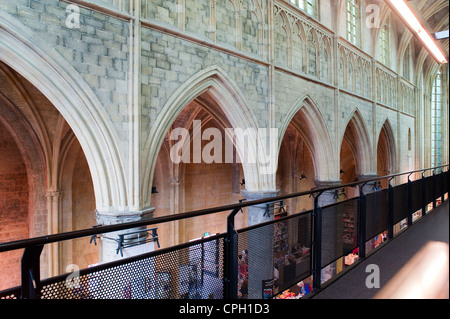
[312,200,449,299]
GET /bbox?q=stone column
[357,174,378,195]
[46,191,63,277]
[315,180,342,207]
[169,179,181,247]
[241,190,278,299]
[95,209,155,263]
[357,174,379,253]
[93,209,155,298]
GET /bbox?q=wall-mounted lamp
[299,173,307,180]
[240,179,245,186]
[151,186,158,194]
[352,177,359,188]
[340,169,345,174]
[333,188,347,199]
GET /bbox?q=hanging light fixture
[299,144,307,180]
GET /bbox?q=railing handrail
[0,165,447,253]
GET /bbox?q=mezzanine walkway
[312,199,449,299]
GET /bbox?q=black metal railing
[0,165,448,299]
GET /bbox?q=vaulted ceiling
[412,0,449,57]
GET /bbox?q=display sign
[262,278,274,299]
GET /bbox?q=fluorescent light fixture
[386,0,448,64]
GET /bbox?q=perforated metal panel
[365,189,388,241]
[321,199,359,267]
[411,179,423,212]
[393,183,409,224]
[39,236,224,299]
[0,287,20,299]
[237,211,312,299]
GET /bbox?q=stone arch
[338,46,347,87]
[274,10,291,67]
[347,52,355,91]
[377,119,397,183]
[292,20,305,72]
[355,57,363,95]
[241,0,263,56]
[0,82,48,286]
[0,10,125,214]
[306,28,319,76]
[320,35,332,81]
[143,66,264,208]
[278,95,337,181]
[341,109,373,175]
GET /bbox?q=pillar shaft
[314,180,342,283]
[357,174,379,195]
[95,209,154,263]
[241,190,278,299]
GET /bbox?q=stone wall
[0,0,447,273]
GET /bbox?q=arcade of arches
[0,0,448,291]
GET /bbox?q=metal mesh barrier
[393,183,409,225]
[38,236,224,299]
[411,179,423,213]
[0,286,20,299]
[236,211,312,299]
[1,169,448,300]
[443,171,450,193]
[365,189,388,241]
[424,176,435,206]
[321,199,359,268]
[444,171,450,194]
[435,173,443,198]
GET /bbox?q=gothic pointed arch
[341,109,373,175]
[278,95,337,181]
[377,119,397,177]
[143,66,264,207]
[0,10,126,214]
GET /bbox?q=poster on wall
[262,278,274,299]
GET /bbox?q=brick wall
[71,149,97,268]
[0,124,29,290]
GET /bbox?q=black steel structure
[0,165,448,299]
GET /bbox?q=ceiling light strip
[386,0,448,64]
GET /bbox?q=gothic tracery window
[346,0,359,46]
[431,70,442,167]
[379,23,389,66]
[289,0,317,18]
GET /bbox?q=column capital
[356,173,378,181]
[45,191,63,201]
[95,207,155,226]
[241,189,279,200]
[241,189,279,227]
[313,180,342,207]
[314,179,341,189]
[356,174,379,194]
